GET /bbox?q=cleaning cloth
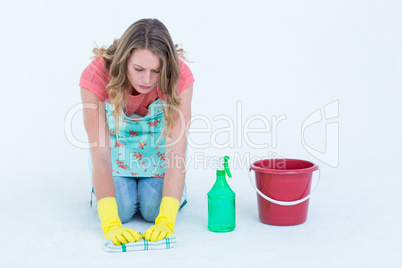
[104,237,176,252]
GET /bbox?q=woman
[79,18,194,246]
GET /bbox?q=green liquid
[208,198,236,232]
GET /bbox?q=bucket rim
[250,158,318,175]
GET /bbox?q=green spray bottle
[207,156,236,232]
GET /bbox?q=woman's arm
[81,87,142,245]
[163,84,194,200]
[143,84,193,242]
[80,87,115,199]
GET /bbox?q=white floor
[2,151,401,267]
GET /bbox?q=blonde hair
[92,18,185,145]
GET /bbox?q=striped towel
[104,237,176,252]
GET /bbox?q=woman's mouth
[139,85,151,90]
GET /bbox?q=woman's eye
[135,68,143,72]
[153,70,160,74]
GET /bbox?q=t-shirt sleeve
[79,57,110,101]
[177,58,195,95]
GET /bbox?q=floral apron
[88,98,187,208]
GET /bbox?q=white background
[1,0,401,267]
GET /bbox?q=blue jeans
[113,176,164,223]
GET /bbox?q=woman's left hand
[143,196,180,241]
[143,224,172,242]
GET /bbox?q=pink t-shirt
[79,57,194,116]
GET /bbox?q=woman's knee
[117,201,137,223]
[140,203,160,222]
[113,176,138,223]
[138,177,164,222]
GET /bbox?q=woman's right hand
[105,227,142,246]
[97,197,142,245]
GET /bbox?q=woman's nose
[143,71,151,84]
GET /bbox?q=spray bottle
[207,156,236,232]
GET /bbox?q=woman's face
[126,49,161,94]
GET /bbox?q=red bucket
[249,158,319,226]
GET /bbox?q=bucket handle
[248,167,320,206]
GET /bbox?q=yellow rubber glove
[97,197,142,245]
[143,196,180,242]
